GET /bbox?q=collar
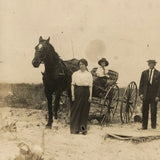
[99,66,105,69]
[149,68,155,72]
[78,70,87,73]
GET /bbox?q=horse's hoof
[46,122,52,129]
[45,125,52,129]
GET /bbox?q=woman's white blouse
[96,66,109,77]
[72,70,93,87]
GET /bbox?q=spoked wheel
[120,81,137,123]
[100,84,119,125]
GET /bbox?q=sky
[1,0,160,87]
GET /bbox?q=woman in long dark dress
[70,59,93,135]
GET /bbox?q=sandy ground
[1,106,160,160]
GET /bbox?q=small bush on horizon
[4,83,46,109]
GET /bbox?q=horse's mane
[46,43,79,76]
[48,43,60,61]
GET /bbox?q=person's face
[148,62,156,69]
[101,61,106,67]
[79,62,86,71]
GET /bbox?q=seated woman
[95,58,110,88]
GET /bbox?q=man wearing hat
[95,58,110,88]
[139,60,160,129]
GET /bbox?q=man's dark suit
[139,69,160,129]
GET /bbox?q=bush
[5,83,46,109]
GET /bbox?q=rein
[37,43,76,79]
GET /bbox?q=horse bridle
[35,47,47,63]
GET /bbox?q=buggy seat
[91,68,119,97]
[107,69,119,86]
[91,68,119,87]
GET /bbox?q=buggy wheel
[120,81,137,123]
[100,84,119,125]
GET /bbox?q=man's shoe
[70,131,79,134]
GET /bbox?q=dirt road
[1,106,160,160]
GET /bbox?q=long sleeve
[71,84,75,97]
[156,72,160,98]
[96,67,102,77]
[96,66,109,77]
[89,73,93,87]
[71,72,76,85]
[139,72,144,96]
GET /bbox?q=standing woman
[70,59,93,135]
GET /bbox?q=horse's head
[32,36,50,67]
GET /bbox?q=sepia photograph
[1,0,160,159]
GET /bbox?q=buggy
[90,68,138,125]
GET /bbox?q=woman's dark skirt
[92,77,108,97]
[70,85,90,134]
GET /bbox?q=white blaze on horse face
[38,44,43,50]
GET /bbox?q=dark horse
[32,36,79,128]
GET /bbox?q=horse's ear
[46,37,50,43]
[39,36,43,42]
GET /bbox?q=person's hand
[140,94,144,101]
[105,74,110,78]
[88,97,92,103]
[72,96,75,102]
[155,97,159,102]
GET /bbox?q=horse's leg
[45,91,53,128]
[53,91,62,119]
